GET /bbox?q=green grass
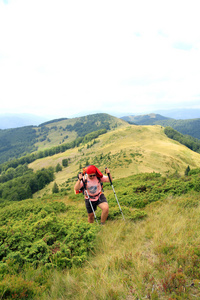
[1,171,200,299]
[41,193,200,300]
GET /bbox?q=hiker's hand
[105,167,112,183]
[105,168,110,174]
[78,173,83,181]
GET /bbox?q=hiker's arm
[105,168,112,182]
[74,173,83,191]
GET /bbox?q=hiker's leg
[85,199,97,223]
[88,212,94,223]
[98,202,109,224]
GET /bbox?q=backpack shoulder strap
[97,176,104,191]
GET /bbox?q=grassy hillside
[29,124,200,198]
[0,126,38,164]
[1,171,200,299]
[35,113,127,150]
[1,123,200,299]
[0,114,127,164]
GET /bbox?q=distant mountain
[70,108,200,120]
[2,108,200,129]
[121,113,171,125]
[121,108,200,120]
[153,108,200,120]
[0,113,49,129]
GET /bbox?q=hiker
[74,165,112,224]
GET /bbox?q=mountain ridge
[1,108,200,129]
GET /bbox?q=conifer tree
[52,182,59,193]
[55,163,62,172]
[62,159,68,167]
[185,165,190,176]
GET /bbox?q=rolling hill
[0,113,127,164]
[1,112,200,165]
[29,123,200,198]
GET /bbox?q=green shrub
[0,200,99,272]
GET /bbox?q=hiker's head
[86,165,103,178]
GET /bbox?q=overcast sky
[0,0,200,119]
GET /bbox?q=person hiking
[74,165,112,224]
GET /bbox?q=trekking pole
[81,178,99,224]
[105,168,125,221]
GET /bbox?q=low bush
[0,200,99,273]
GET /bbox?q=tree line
[160,118,200,139]
[164,126,200,153]
[0,167,54,202]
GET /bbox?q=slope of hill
[122,114,200,139]
[0,113,127,164]
[41,186,200,299]
[35,113,127,151]
[0,126,38,164]
[156,118,200,139]
[29,124,200,198]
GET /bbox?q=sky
[0,0,200,119]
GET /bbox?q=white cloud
[0,0,200,117]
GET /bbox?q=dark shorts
[85,194,108,214]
